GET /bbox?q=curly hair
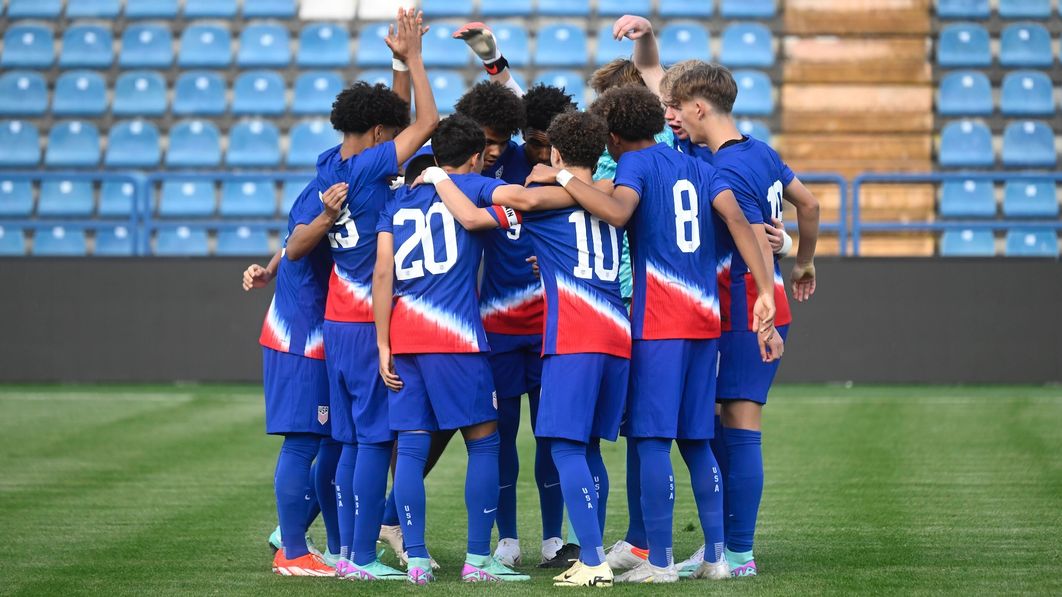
[454,81,526,137]
[523,84,577,132]
[589,85,665,143]
[330,81,410,134]
[547,111,608,170]
[589,58,646,95]
[431,114,487,168]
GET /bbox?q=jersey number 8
[673,179,700,253]
[568,210,619,281]
[393,204,459,281]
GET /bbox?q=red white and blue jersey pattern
[377,173,505,354]
[614,143,730,340]
[712,136,794,331]
[259,181,333,360]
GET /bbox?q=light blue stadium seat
[173,72,226,116]
[59,25,113,69]
[538,0,590,15]
[166,120,222,168]
[184,0,236,18]
[124,0,178,18]
[938,120,994,167]
[937,71,992,116]
[217,226,271,256]
[535,71,587,107]
[113,71,167,117]
[481,0,532,16]
[1000,23,1053,67]
[228,121,282,168]
[940,229,995,256]
[293,71,344,115]
[1003,180,1058,217]
[120,24,173,68]
[737,119,771,143]
[106,120,161,168]
[45,121,100,167]
[7,0,61,18]
[0,225,27,255]
[95,225,135,256]
[0,72,47,116]
[595,25,633,67]
[281,181,303,215]
[1,24,54,68]
[731,70,773,116]
[156,226,209,256]
[99,181,138,217]
[298,24,350,68]
[1005,228,1058,256]
[937,0,990,18]
[52,71,107,117]
[1001,71,1054,116]
[660,23,711,65]
[1002,120,1056,167]
[493,24,530,67]
[1000,0,1050,18]
[937,23,991,67]
[179,25,232,68]
[233,71,286,116]
[289,120,341,168]
[423,23,469,67]
[0,179,33,217]
[659,0,713,17]
[239,24,291,68]
[939,179,996,217]
[38,180,94,217]
[244,0,295,17]
[66,0,120,18]
[34,226,87,256]
[598,0,652,16]
[429,71,467,114]
[535,25,588,67]
[159,180,215,217]
[359,69,392,86]
[356,23,393,67]
[0,121,40,167]
[422,0,473,15]
[721,0,775,17]
[721,23,774,67]
[221,181,276,217]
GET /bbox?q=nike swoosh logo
[543,482,560,488]
[483,508,498,514]
[499,484,514,489]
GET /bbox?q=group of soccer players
[241,8,819,587]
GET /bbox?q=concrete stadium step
[784,0,931,36]
[783,38,931,84]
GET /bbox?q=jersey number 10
[568,211,619,282]
[393,204,459,281]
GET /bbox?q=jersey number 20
[393,204,458,281]
[568,211,619,281]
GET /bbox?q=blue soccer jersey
[672,130,715,164]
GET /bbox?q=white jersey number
[327,204,360,249]
[393,204,459,281]
[568,211,619,281]
[672,179,701,253]
[506,223,522,241]
[766,179,784,221]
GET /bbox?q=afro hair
[431,113,487,168]
[547,111,608,170]
[523,84,577,133]
[330,81,410,134]
[589,85,665,143]
[454,81,526,138]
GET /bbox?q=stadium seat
[937,24,991,67]
[659,0,713,17]
[493,24,530,67]
[0,225,27,256]
[166,120,222,168]
[156,226,209,256]
[173,72,226,116]
[731,70,773,116]
[595,25,633,66]
[59,25,113,69]
[0,179,33,217]
[1000,23,1053,68]
[184,0,236,18]
[0,72,47,116]
[535,71,587,107]
[159,180,215,217]
[217,226,271,256]
[598,0,652,17]
[298,24,350,68]
[38,180,94,217]
[105,120,161,168]
[1005,228,1058,256]
[113,71,167,117]
[939,179,996,217]
[124,0,178,18]
[228,121,282,168]
[1001,71,1054,116]
[937,71,993,116]
[233,71,286,116]
[481,0,532,16]
[429,71,466,114]
[999,0,1051,18]
[359,70,392,86]
[423,24,469,68]
[721,0,776,18]
[66,0,120,18]
[238,24,291,68]
[1002,120,1056,167]
[52,71,107,117]
[293,71,344,115]
[659,23,711,65]
[737,119,771,143]
[33,226,87,256]
[534,25,588,67]
[7,0,61,18]
[356,23,393,67]
[1,24,54,68]
[281,181,303,215]
[179,25,232,68]
[120,24,173,68]
[938,120,994,167]
[45,121,100,167]
[220,182,276,217]
[289,120,340,168]
[421,0,473,15]
[95,225,136,256]
[244,0,295,17]
[1003,180,1059,217]
[720,23,774,67]
[0,121,40,167]
[537,0,590,15]
[940,229,995,256]
[99,181,138,217]
[936,0,990,18]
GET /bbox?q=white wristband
[778,230,793,257]
[555,169,574,188]
[422,166,450,185]
[392,58,409,72]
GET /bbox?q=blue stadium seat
[1003,180,1059,217]
[227,120,282,168]
[66,0,120,18]
[940,229,995,256]
[356,23,393,67]
[179,25,232,68]
[113,71,167,116]
[95,225,135,256]
[184,0,236,18]
[0,225,27,256]
[938,71,992,116]
[937,24,991,67]
[0,72,47,116]
[535,71,587,107]
[52,71,107,117]
[598,0,652,16]
[429,71,467,114]
[34,226,87,256]
[731,70,773,116]
[99,181,138,217]
[289,120,341,168]
[166,120,222,168]
[538,0,590,15]
[105,120,161,168]
[359,69,392,86]
[1,24,54,68]
[720,23,774,67]
[124,0,178,18]
[1002,120,1056,167]
[737,119,771,143]
[535,25,588,67]
[1005,228,1058,256]
[7,0,61,18]
[159,180,215,217]
[999,0,1051,18]
[936,0,990,18]
[0,121,40,167]
[45,121,100,167]
[173,72,226,116]
[281,181,303,215]
[233,71,286,116]
[221,181,276,217]
[0,179,33,217]
[596,25,633,66]
[660,23,711,65]
[217,226,271,256]
[244,0,295,17]
[493,24,530,67]
[1000,23,1053,68]
[423,23,469,67]
[239,24,291,68]
[59,25,113,69]
[659,0,713,17]
[481,0,532,16]
[293,71,344,115]
[298,24,350,68]
[120,24,173,68]
[422,0,473,15]
[38,180,94,217]
[939,179,996,217]
[1001,71,1054,116]
[938,120,994,167]
[156,226,209,256]
[721,0,776,18]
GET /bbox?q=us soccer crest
[317,406,329,425]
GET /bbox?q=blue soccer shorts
[717,324,790,404]
[323,321,394,445]
[487,332,543,400]
[623,338,719,440]
[389,353,498,432]
[535,353,629,443]
[262,347,330,437]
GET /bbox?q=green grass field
[1,385,1061,596]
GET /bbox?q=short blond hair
[666,61,738,114]
[659,60,701,103]
[589,58,645,95]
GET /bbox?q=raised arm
[386,9,440,164]
[613,15,665,98]
[783,177,820,302]
[372,232,403,391]
[285,182,347,261]
[713,190,775,335]
[421,167,499,231]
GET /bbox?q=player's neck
[442,164,475,175]
[704,117,743,153]
[566,166,593,184]
[339,132,377,160]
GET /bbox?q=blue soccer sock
[550,439,604,566]
[623,439,647,548]
[496,398,521,540]
[587,438,609,533]
[709,415,730,539]
[678,439,725,564]
[634,437,675,568]
[723,428,763,554]
[529,393,563,542]
[394,432,431,559]
[465,432,501,556]
[382,489,399,526]
[274,433,319,560]
[334,442,357,560]
[314,437,342,555]
[352,440,394,566]
[305,460,321,532]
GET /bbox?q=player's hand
[378,348,403,391]
[760,326,784,363]
[242,263,273,291]
[385,8,427,63]
[751,292,775,344]
[765,218,786,254]
[526,255,540,277]
[320,182,348,221]
[612,14,653,41]
[408,172,428,189]
[525,164,560,186]
[593,178,615,194]
[790,260,816,303]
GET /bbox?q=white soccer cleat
[676,544,705,578]
[378,524,404,558]
[494,537,522,567]
[553,561,613,587]
[615,560,679,584]
[692,558,731,580]
[452,22,501,63]
[541,537,564,563]
[553,560,582,582]
[604,539,649,571]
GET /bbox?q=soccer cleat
[406,557,435,585]
[725,548,757,577]
[676,544,705,578]
[272,550,335,577]
[452,22,501,64]
[538,543,581,569]
[605,540,649,571]
[494,537,522,567]
[268,526,282,554]
[400,550,440,570]
[336,558,406,581]
[553,560,582,582]
[461,554,531,582]
[615,560,679,583]
[553,561,613,587]
[542,537,564,563]
[692,558,731,580]
[378,524,404,557]
[321,550,341,568]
